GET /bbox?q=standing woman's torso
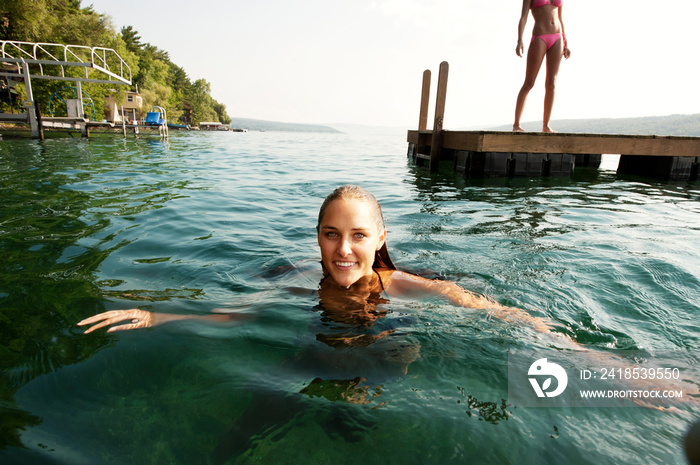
[529,0,563,35]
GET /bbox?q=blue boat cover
[145,112,165,125]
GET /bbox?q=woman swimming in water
[79,185,550,335]
[78,186,698,460]
[79,185,558,461]
[513,0,571,133]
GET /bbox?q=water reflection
[0,139,199,450]
[402,156,700,353]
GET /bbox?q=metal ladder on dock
[0,40,132,138]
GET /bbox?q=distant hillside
[230,118,340,133]
[327,123,407,135]
[490,114,700,136]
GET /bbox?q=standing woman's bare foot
[513,125,525,132]
[543,125,557,133]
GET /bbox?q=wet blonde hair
[317,185,396,271]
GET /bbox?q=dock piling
[429,61,449,172]
[21,58,40,139]
[618,155,700,181]
[34,100,44,141]
[121,106,126,137]
[418,70,431,131]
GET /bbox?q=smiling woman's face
[317,198,386,288]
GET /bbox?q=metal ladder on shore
[0,40,132,138]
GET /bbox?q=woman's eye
[325,231,338,238]
[354,233,366,239]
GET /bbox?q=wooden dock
[0,112,169,138]
[409,62,700,181]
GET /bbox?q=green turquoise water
[0,132,699,464]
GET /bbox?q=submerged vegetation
[0,0,231,125]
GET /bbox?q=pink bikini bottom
[531,33,562,50]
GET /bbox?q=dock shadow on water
[1,133,699,464]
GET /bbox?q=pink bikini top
[531,0,562,8]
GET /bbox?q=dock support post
[418,70,431,131]
[76,81,85,119]
[408,70,432,161]
[21,59,40,139]
[34,100,44,141]
[121,106,126,137]
[575,154,602,168]
[618,155,696,181]
[429,61,449,172]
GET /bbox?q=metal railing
[0,40,131,85]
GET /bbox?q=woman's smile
[334,261,356,269]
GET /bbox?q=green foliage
[0,0,230,125]
[120,25,142,53]
[0,0,53,42]
[0,0,110,45]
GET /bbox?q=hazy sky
[88,0,700,128]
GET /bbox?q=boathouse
[199,121,229,131]
[105,90,143,124]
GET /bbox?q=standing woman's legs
[513,38,547,132]
[542,37,564,132]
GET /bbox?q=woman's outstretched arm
[77,283,301,334]
[78,309,253,333]
[385,270,554,333]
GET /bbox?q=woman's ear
[377,229,387,250]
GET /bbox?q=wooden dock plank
[408,130,700,157]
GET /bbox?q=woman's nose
[338,238,352,256]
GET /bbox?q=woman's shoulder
[373,267,398,289]
[375,268,432,292]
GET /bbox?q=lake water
[0,131,699,464]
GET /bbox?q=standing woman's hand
[563,46,571,59]
[516,39,525,57]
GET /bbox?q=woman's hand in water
[78,309,154,333]
[78,309,255,334]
